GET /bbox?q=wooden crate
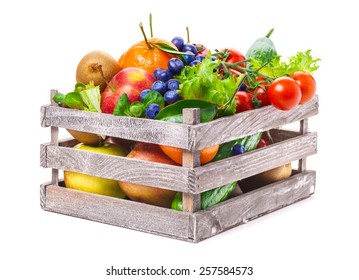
[40,90,318,242]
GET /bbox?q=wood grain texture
[195,132,317,193]
[40,95,318,151]
[182,108,201,213]
[40,105,191,149]
[41,183,193,241]
[192,170,316,242]
[191,95,318,150]
[40,170,315,242]
[41,140,192,192]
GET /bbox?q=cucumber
[171,132,262,211]
[171,182,237,211]
[246,28,277,65]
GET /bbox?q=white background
[1,0,358,279]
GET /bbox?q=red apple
[101,67,155,114]
[118,142,179,208]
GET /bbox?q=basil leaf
[113,94,131,116]
[155,99,217,123]
[142,90,164,107]
[211,132,262,162]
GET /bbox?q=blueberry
[145,103,161,119]
[171,36,184,51]
[168,58,184,74]
[164,90,180,104]
[153,68,165,80]
[189,59,201,66]
[195,54,206,62]
[151,80,167,94]
[182,43,198,55]
[239,83,247,91]
[183,51,195,65]
[232,144,245,155]
[157,70,172,82]
[167,79,180,90]
[140,89,151,101]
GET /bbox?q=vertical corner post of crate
[298,118,309,172]
[182,108,201,213]
[50,89,59,186]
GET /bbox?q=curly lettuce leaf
[176,53,240,115]
[249,49,320,78]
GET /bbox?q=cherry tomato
[235,91,254,113]
[290,71,316,104]
[253,87,271,107]
[268,77,301,110]
[221,48,246,68]
[256,138,270,149]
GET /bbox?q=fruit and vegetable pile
[52,16,320,210]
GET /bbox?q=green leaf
[64,92,86,110]
[52,93,66,104]
[79,82,101,113]
[113,94,131,116]
[176,53,240,114]
[155,99,218,123]
[151,42,193,56]
[249,49,320,78]
[142,90,164,107]
[129,102,146,118]
[211,132,262,162]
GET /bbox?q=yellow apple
[64,142,129,198]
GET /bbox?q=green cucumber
[171,132,262,211]
[246,28,277,65]
[171,182,237,211]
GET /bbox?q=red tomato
[222,48,246,68]
[235,91,254,113]
[254,87,271,107]
[290,71,316,104]
[256,138,270,149]
[268,77,302,110]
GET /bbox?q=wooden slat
[40,95,318,151]
[194,132,317,193]
[190,95,318,150]
[41,140,192,192]
[193,170,316,242]
[182,108,201,214]
[40,105,191,149]
[41,184,192,241]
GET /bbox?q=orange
[118,38,177,74]
[159,144,220,165]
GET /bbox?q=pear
[240,163,292,193]
[76,50,120,92]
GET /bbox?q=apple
[64,142,129,198]
[118,142,179,208]
[101,67,156,114]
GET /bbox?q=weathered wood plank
[195,132,317,193]
[41,183,192,241]
[182,108,201,214]
[193,170,316,242]
[191,95,318,150]
[41,140,192,192]
[40,96,318,151]
[40,105,191,149]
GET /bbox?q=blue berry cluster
[142,36,213,119]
